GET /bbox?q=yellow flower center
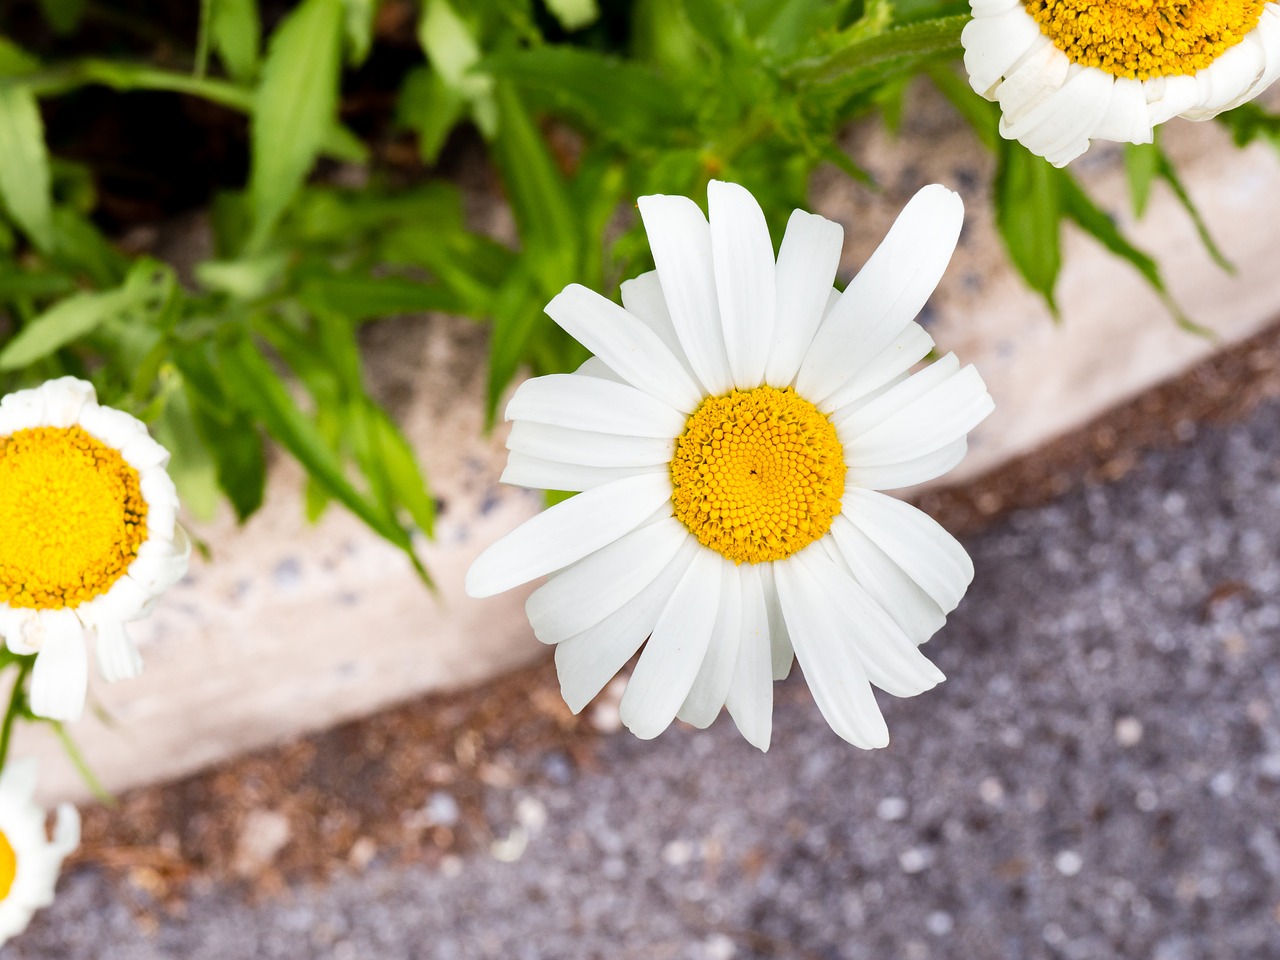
[670,385,845,564]
[1023,0,1268,80]
[0,426,148,610]
[0,829,14,901]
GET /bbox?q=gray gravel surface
[13,398,1280,960]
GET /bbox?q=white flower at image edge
[0,760,79,946]
[964,0,1280,166]
[466,181,994,751]
[0,377,190,722]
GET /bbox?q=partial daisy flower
[466,181,993,751]
[963,0,1280,166]
[0,759,79,946]
[0,377,190,722]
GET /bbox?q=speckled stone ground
[13,395,1280,960]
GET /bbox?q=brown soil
[71,316,1280,924]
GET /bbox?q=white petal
[619,270,700,385]
[574,357,625,384]
[29,610,88,722]
[677,557,742,729]
[93,619,143,683]
[555,538,698,713]
[505,374,687,438]
[74,403,146,452]
[848,438,969,491]
[760,562,793,680]
[637,194,734,395]
[1092,76,1153,144]
[708,180,776,389]
[829,515,946,645]
[526,517,688,644]
[1146,74,1202,126]
[52,801,80,855]
[765,209,844,388]
[506,421,673,468]
[962,4,1045,97]
[833,353,961,438]
[797,542,945,697]
[1005,67,1114,167]
[500,453,661,492]
[0,759,38,806]
[725,562,773,751]
[774,551,889,749]
[619,547,721,739]
[841,365,993,468]
[993,39,1071,126]
[843,488,974,613]
[466,473,673,598]
[796,185,963,405]
[126,531,189,594]
[38,378,96,428]
[820,322,934,414]
[91,572,155,622]
[0,390,45,433]
[545,284,703,412]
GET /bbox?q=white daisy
[0,377,190,722]
[0,759,79,946]
[466,182,993,751]
[963,0,1280,166]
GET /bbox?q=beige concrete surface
[17,96,1280,802]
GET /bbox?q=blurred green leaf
[789,15,966,89]
[151,390,222,521]
[186,383,267,522]
[396,65,466,164]
[1149,146,1234,274]
[545,0,599,31]
[297,269,461,321]
[0,38,40,77]
[994,141,1062,316]
[0,261,163,369]
[341,0,377,65]
[210,0,262,83]
[249,0,345,250]
[36,0,86,35]
[1123,141,1159,218]
[419,0,497,135]
[0,82,53,252]
[484,47,692,147]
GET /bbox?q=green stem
[0,660,31,770]
[195,0,214,79]
[788,15,969,87]
[49,721,114,806]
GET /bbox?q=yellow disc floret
[670,385,845,565]
[1023,0,1268,80]
[0,426,147,610]
[0,829,14,901]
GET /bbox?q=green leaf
[544,0,599,30]
[297,269,462,321]
[151,390,222,522]
[0,38,40,77]
[1058,171,1200,332]
[215,332,430,581]
[395,65,466,164]
[418,0,496,136]
[0,263,160,369]
[994,141,1062,316]
[1123,141,1159,217]
[36,0,86,35]
[0,82,53,252]
[187,387,267,522]
[341,0,377,65]
[1151,147,1234,274]
[789,15,966,88]
[210,0,261,83]
[483,47,692,147]
[248,0,345,250]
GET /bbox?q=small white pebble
[1115,716,1143,747]
[877,796,909,822]
[1055,850,1083,877]
[978,777,1005,806]
[439,854,463,878]
[1209,771,1236,798]
[1136,788,1159,812]
[925,911,954,936]
[662,839,694,867]
[899,847,934,874]
[702,933,736,960]
[515,796,548,833]
[490,827,528,863]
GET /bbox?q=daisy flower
[466,181,993,750]
[0,377,190,723]
[963,0,1280,166]
[0,760,79,946]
